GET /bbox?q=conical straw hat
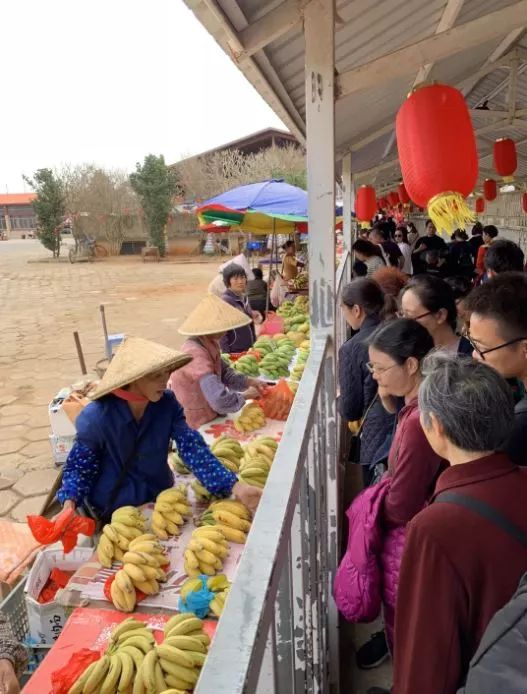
[179,293,252,336]
[91,336,192,400]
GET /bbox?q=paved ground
[0,240,220,519]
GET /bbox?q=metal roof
[184,0,527,190]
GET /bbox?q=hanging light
[522,192,527,214]
[355,185,377,228]
[475,197,485,214]
[396,83,478,233]
[387,191,400,208]
[493,138,517,182]
[398,183,410,205]
[483,178,497,201]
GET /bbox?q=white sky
[1,0,285,192]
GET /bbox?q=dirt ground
[0,240,222,519]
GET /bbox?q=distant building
[0,193,37,238]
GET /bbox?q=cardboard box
[48,389,77,437]
[25,547,93,645]
[49,434,75,464]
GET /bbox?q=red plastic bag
[259,313,284,336]
[51,648,101,694]
[28,508,96,554]
[258,379,295,420]
[37,568,74,604]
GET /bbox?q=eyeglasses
[366,361,398,375]
[397,310,433,321]
[394,234,403,239]
[465,332,527,360]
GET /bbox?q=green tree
[129,155,179,256]
[23,168,65,257]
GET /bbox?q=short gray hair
[419,351,514,452]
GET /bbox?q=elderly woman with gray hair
[392,353,527,694]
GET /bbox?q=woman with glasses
[399,274,472,355]
[338,279,395,488]
[394,226,412,275]
[355,319,444,666]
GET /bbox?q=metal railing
[195,329,339,693]
[335,250,351,355]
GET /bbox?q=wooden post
[73,332,87,375]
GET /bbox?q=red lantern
[378,197,388,210]
[387,191,400,208]
[522,192,527,214]
[397,183,410,205]
[494,138,517,181]
[483,178,497,202]
[396,83,478,233]
[355,185,377,227]
[475,197,485,214]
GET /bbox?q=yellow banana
[210,500,251,520]
[184,561,200,578]
[163,635,207,653]
[158,489,187,502]
[127,541,162,554]
[155,661,167,692]
[102,524,119,544]
[195,548,218,565]
[112,522,143,540]
[162,510,185,525]
[180,577,203,601]
[164,673,194,690]
[122,551,156,567]
[165,616,203,637]
[110,617,144,642]
[155,501,176,514]
[83,655,110,694]
[111,581,135,613]
[212,509,251,532]
[215,523,247,544]
[132,669,146,694]
[122,563,148,583]
[129,533,157,544]
[152,510,168,528]
[115,533,130,551]
[198,562,216,576]
[165,520,181,535]
[118,644,145,671]
[210,596,223,617]
[152,523,169,540]
[207,574,230,592]
[116,651,134,692]
[192,527,225,543]
[117,634,154,654]
[100,654,122,694]
[187,650,207,667]
[115,569,135,595]
[140,649,158,692]
[67,661,97,694]
[164,613,198,635]
[156,568,168,582]
[158,660,198,686]
[156,644,195,669]
[134,579,159,595]
[196,537,228,558]
[114,546,125,562]
[187,538,203,553]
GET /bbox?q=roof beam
[413,0,466,86]
[337,0,527,100]
[237,0,305,59]
[462,28,525,97]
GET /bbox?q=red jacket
[393,453,527,694]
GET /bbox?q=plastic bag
[37,568,74,604]
[259,313,284,336]
[258,379,295,421]
[28,508,96,554]
[178,576,215,619]
[51,648,101,694]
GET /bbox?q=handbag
[348,393,378,464]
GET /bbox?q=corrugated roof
[0,193,36,206]
[185,0,527,187]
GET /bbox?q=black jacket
[337,315,395,466]
[503,395,527,466]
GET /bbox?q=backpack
[435,492,527,694]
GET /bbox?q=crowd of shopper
[337,217,527,694]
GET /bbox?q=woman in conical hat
[169,294,267,430]
[57,337,262,519]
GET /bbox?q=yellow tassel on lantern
[427,191,475,234]
[359,221,371,229]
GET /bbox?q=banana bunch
[191,479,215,503]
[243,436,277,463]
[287,379,299,394]
[121,534,169,598]
[232,354,259,376]
[132,613,210,693]
[183,526,229,577]
[97,506,147,568]
[210,437,244,473]
[152,487,192,540]
[238,454,270,489]
[169,451,190,476]
[210,586,230,618]
[252,337,276,356]
[68,618,156,694]
[290,363,305,382]
[233,402,266,433]
[179,573,230,612]
[296,347,310,366]
[201,499,252,544]
[110,569,138,613]
[259,351,291,379]
[290,271,308,289]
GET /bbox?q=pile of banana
[238,454,270,489]
[232,353,259,376]
[118,535,169,603]
[169,450,190,476]
[290,362,305,382]
[252,336,277,356]
[179,573,230,618]
[183,526,229,577]
[97,507,148,568]
[68,618,156,694]
[152,486,192,540]
[210,437,244,473]
[209,586,230,618]
[233,402,266,433]
[243,436,278,462]
[289,271,308,290]
[258,350,291,379]
[200,499,252,544]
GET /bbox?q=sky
[1,0,285,192]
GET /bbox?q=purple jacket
[334,475,405,650]
[219,290,256,353]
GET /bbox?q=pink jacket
[334,476,405,649]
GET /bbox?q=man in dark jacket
[220,264,257,353]
[465,272,527,466]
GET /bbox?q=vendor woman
[220,264,257,353]
[168,293,266,429]
[57,337,262,518]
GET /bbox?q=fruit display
[169,450,190,476]
[183,526,229,577]
[118,535,169,602]
[242,436,278,463]
[198,499,252,544]
[258,350,291,379]
[289,271,308,290]
[210,437,244,473]
[290,363,305,382]
[232,354,259,377]
[179,573,231,618]
[283,313,309,335]
[97,507,148,568]
[238,454,270,489]
[233,402,266,433]
[68,618,157,694]
[252,336,276,356]
[152,487,192,540]
[209,585,230,618]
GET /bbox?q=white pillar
[342,152,353,281]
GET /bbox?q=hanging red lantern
[378,197,388,210]
[397,183,410,205]
[387,191,400,208]
[396,83,478,233]
[522,192,527,214]
[483,178,497,201]
[475,197,485,214]
[493,138,517,182]
[355,185,377,227]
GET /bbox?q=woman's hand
[246,379,267,395]
[52,499,76,521]
[242,387,262,401]
[232,481,262,514]
[0,659,20,694]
